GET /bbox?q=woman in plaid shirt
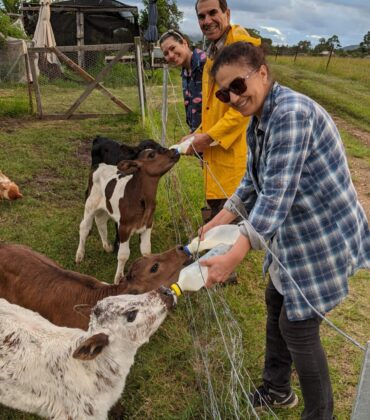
[200,42,370,419]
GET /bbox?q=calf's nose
[177,245,193,264]
[158,286,177,309]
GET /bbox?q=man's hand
[179,133,214,155]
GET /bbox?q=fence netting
[0,38,28,83]
[31,46,143,116]
[144,66,279,419]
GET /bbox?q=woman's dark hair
[159,29,190,47]
[211,42,269,78]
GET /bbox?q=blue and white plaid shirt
[226,82,370,321]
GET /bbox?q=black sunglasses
[215,69,257,103]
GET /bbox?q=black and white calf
[0,288,175,420]
[76,147,179,284]
[91,136,165,167]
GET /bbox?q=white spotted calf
[0,288,175,420]
[76,147,179,284]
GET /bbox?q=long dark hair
[211,42,269,78]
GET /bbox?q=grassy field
[269,56,370,134]
[0,58,369,420]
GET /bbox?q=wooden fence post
[24,52,34,114]
[326,45,334,70]
[28,52,43,118]
[76,11,85,68]
[294,46,299,63]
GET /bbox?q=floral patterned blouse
[181,48,207,132]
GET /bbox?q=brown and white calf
[0,242,190,330]
[0,288,175,420]
[0,170,22,200]
[76,147,180,284]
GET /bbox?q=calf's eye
[150,263,159,273]
[125,310,138,322]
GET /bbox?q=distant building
[319,50,334,56]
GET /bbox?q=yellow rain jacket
[198,25,261,199]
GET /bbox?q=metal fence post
[352,341,370,420]
[135,36,146,124]
[161,64,169,146]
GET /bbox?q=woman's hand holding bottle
[201,234,251,288]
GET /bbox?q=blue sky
[130,0,370,47]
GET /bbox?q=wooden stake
[28,52,43,118]
[24,52,34,114]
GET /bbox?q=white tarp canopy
[32,0,60,65]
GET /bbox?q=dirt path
[332,116,370,220]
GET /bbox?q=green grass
[0,63,369,419]
[272,55,370,87]
[270,57,370,134]
[0,87,29,117]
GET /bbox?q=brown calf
[0,243,190,330]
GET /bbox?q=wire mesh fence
[0,40,28,84]
[143,66,281,419]
[26,43,144,118]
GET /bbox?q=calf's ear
[117,160,141,174]
[73,303,93,319]
[119,144,135,154]
[73,333,109,360]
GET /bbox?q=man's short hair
[195,0,228,13]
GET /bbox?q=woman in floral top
[160,30,206,132]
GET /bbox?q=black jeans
[201,199,227,223]
[264,280,334,420]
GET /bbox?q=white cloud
[131,0,370,47]
[260,26,283,36]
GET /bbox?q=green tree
[327,34,341,50]
[313,37,329,53]
[0,10,26,44]
[139,0,183,35]
[0,0,22,14]
[297,40,311,53]
[359,30,370,54]
[245,27,273,50]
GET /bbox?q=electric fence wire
[166,68,280,418]
[146,66,281,419]
[143,69,229,417]
[144,67,281,419]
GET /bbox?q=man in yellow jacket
[182,0,260,220]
